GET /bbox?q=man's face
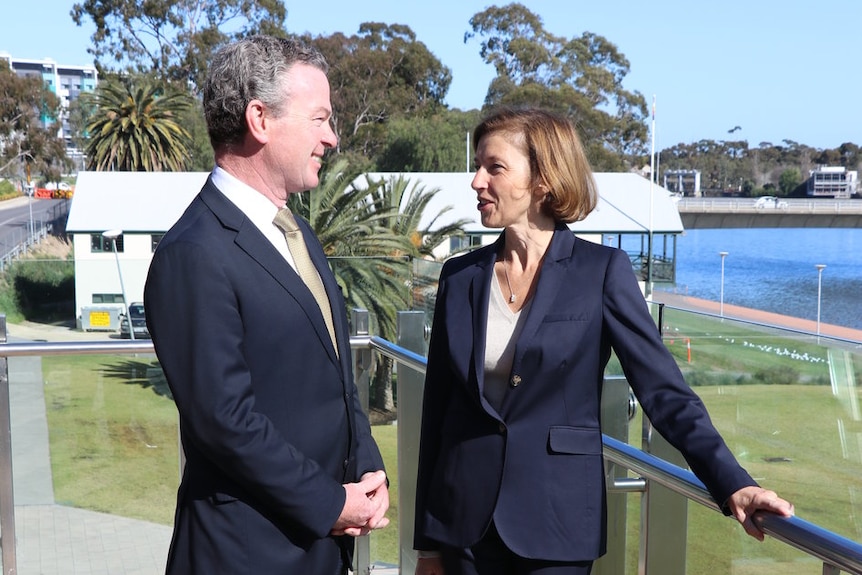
[265,63,338,198]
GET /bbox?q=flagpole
[647,95,656,297]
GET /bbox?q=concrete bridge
[676,197,862,228]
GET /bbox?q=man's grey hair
[203,35,328,150]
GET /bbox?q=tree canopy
[0,61,70,184]
[306,23,452,161]
[465,2,649,171]
[71,0,287,90]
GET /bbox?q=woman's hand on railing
[726,486,795,541]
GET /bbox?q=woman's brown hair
[473,107,598,223]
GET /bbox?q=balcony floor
[15,504,170,575]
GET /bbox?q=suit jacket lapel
[200,182,341,366]
[516,224,576,349]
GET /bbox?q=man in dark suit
[145,35,389,575]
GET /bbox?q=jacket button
[498,423,506,434]
[343,459,349,469]
[510,374,522,387]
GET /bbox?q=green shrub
[752,365,800,385]
[682,368,749,387]
[0,238,75,323]
[9,259,75,321]
[0,180,19,201]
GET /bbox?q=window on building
[151,234,164,252]
[91,234,123,253]
[449,234,483,253]
[92,294,124,304]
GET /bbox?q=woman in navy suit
[413,107,794,575]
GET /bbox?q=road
[0,196,69,255]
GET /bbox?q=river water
[653,228,862,331]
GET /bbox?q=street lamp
[102,229,134,340]
[719,251,729,317]
[815,264,826,336]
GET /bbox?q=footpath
[651,291,862,343]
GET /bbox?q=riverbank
[651,291,862,343]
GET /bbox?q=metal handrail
[603,435,862,574]
[2,336,862,574]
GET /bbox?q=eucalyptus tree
[465,3,649,171]
[306,23,452,161]
[0,61,69,183]
[71,0,286,90]
[85,78,193,171]
[377,109,482,172]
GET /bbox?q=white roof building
[358,171,683,263]
[65,170,682,329]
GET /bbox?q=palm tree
[288,158,412,343]
[358,173,471,411]
[85,79,192,171]
[290,159,469,413]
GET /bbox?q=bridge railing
[677,197,862,214]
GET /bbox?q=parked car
[120,302,150,339]
[754,195,788,209]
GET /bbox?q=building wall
[72,232,155,326]
[807,167,858,199]
[663,169,702,197]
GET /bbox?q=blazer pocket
[548,426,602,455]
[543,313,588,323]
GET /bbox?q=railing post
[396,311,426,575]
[351,309,372,414]
[641,418,689,574]
[594,375,637,575]
[351,309,372,575]
[0,314,17,575]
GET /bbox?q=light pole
[719,251,729,317]
[815,264,826,336]
[25,182,34,239]
[102,229,134,340]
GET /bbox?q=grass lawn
[42,353,179,524]
[40,353,403,563]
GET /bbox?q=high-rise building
[0,52,98,157]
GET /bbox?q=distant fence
[0,200,70,271]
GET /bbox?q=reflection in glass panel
[40,353,178,524]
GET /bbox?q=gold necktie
[273,208,338,357]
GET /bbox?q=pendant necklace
[503,259,516,303]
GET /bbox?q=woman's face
[471,132,539,229]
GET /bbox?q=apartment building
[807,166,858,199]
[0,52,98,153]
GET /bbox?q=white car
[754,195,788,209]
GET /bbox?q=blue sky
[4,0,860,150]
